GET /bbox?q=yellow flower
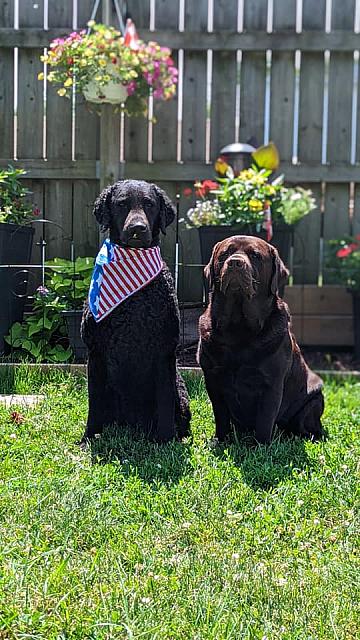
[248,198,263,211]
[84,49,94,57]
[265,185,276,196]
[57,88,66,96]
[48,72,56,81]
[80,59,88,67]
[98,58,107,67]
[40,55,48,63]
[239,169,253,181]
[64,77,73,87]
[37,72,44,80]
[87,20,95,27]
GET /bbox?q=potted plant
[47,256,93,362]
[183,167,316,268]
[5,257,93,363]
[39,22,178,116]
[327,236,360,360]
[0,166,39,353]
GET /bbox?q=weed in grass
[0,370,359,639]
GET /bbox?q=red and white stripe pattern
[89,243,163,323]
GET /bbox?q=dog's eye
[251,251,261,260]
[143,200,155,211]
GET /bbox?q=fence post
[99,0,120,191]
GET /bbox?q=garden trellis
[0,0,359,349]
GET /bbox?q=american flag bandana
[89,239,163,322]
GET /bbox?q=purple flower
[153,87,164,99]
[126,80,137,96]
[36,286,50,297]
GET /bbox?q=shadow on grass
[89,423,192,485]
[212,429,317,490]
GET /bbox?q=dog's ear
[93,184,114,232]
[270,246,289,295]
[204,242,220,291]
[152,184,175,234]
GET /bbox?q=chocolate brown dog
[198,236,324,444]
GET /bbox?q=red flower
[336,245,357,258]
[111,57,117,64]
[33,207,41,217]
[183,187,193,197]
[195,179,219,198]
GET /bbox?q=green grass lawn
[0,368,359,639]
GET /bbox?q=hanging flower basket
[39,22,178,117]
[82,65,128,104]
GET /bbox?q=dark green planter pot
[61,309,87,363]
[198,222,292,267]
[0,223,35,353]
[351,291,360,360]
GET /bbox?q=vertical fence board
[293,183,322,284]
[152,0,178,162]
[294,1,325,284]
[181,3,208,163]
[77,0,101,27]
[48,4,73,27]
[327,54,354,164]
[273,0,296,30]
[211,0,238,156]
[302,0,326,29]
[243,0,267,30]
[182,51,207,161]
[74,0,100,161]
[46,1,72,160]
[45,181,73,259]
[0,0,13,27]
[327,0,355,164]
[17,48,43,159]
[353,183,360,236]
[124,1,150,164]
[0,50,14,158]
[270,1,296,161]
[323,183,351,282]
[73,180,99,256]
[240,1,266,145]
[331,0,355,28]
[211,51,237,157]
[19,0,44,27]
[298,1,326,163]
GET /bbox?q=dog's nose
[128,222,147,237]
[228,256,249,269]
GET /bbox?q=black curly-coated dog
[80,179,191,443]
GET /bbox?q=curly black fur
[80,180,190,443]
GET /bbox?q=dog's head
[93,180,175,248]
[205,235,289,330]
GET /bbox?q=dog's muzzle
[122,210,152,248]
[220,253,256,298]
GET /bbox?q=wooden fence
[0,0,359,345]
